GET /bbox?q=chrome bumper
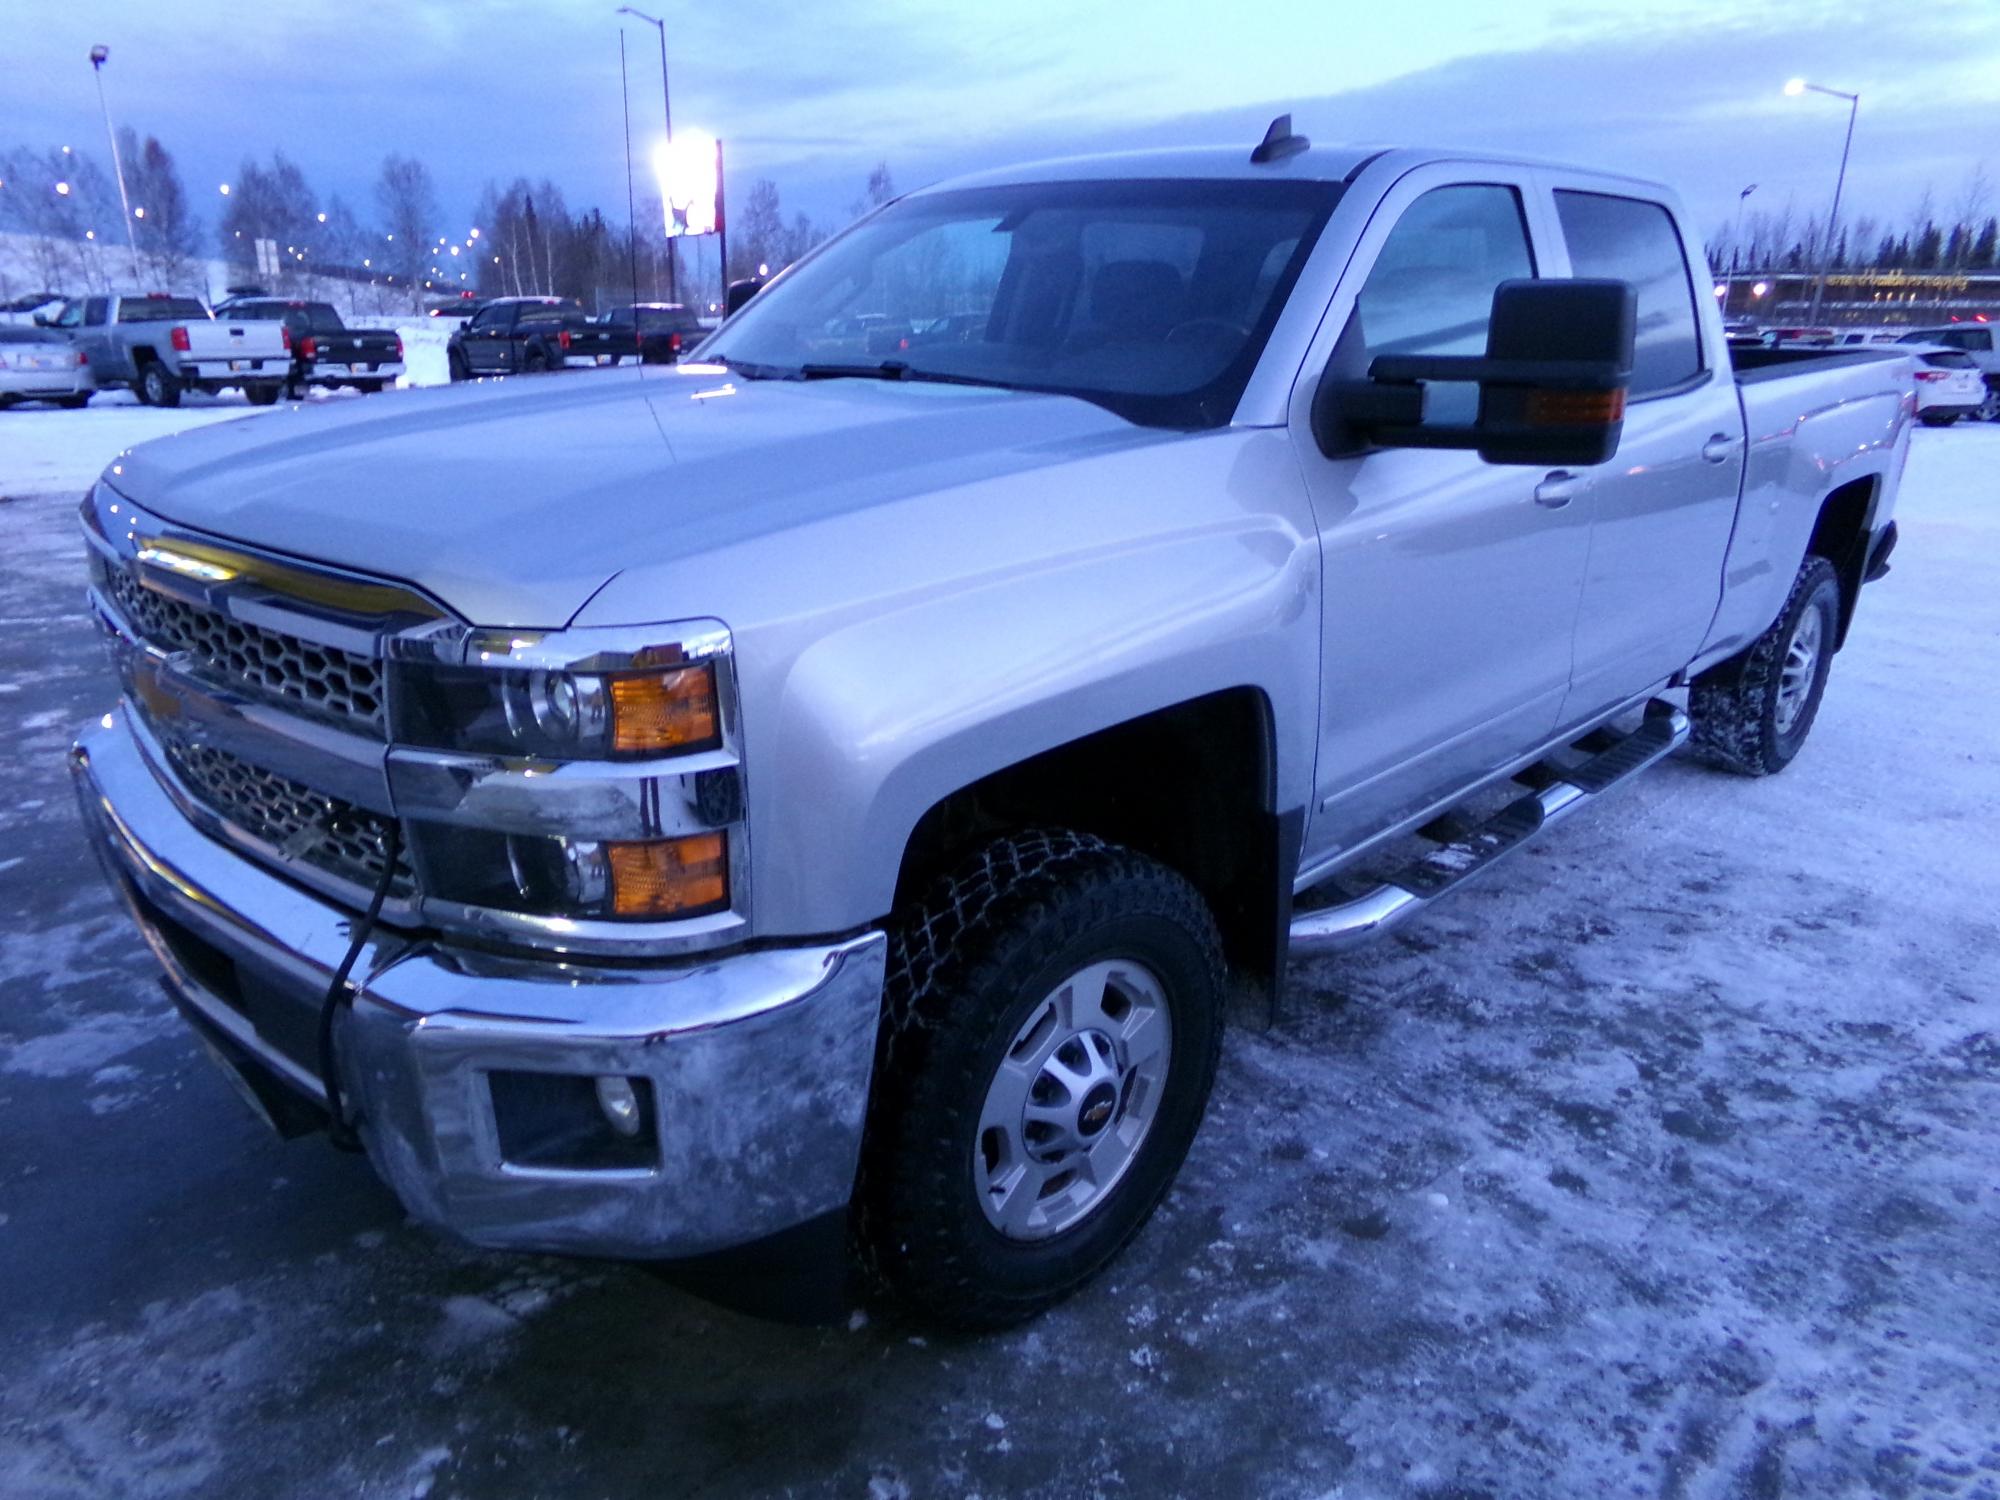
[70,705,886,1259]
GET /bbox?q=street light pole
[617,6,677,303]
[1730,184,1757,317]
[1786,79,1859,326]
[88,45,143,286]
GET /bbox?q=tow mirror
[1314,278,1637,467]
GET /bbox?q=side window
[54,300,84,329]
[1555,190,1703,396]
[469,304,506,331]
[1353,184,1535,423]
[83,298,110,327]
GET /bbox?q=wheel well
[892,688,1294,1005]
[1806,476,1876,648]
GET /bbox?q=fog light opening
[595,1074,643,1138]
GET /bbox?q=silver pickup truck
[71,129,1911,1327]
[48,293,292,407]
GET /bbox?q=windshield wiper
[708,355,796,381]
[797,360,1017,392]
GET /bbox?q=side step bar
[1290,701,1689,954]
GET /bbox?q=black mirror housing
[1316,278,1638,467]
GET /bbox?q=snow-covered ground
[0,422,1995,1498]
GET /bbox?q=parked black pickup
[212,298,406,395]
[445,297,628,380]
[600,302,707,364]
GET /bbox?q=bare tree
[121,128,200,292]
[375,154,440,307]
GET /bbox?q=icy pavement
[0,428,1996,1498]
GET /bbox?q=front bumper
[70,706,887,1259]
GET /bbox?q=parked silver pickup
[72,127,1910,1327]
[47,293,291,407]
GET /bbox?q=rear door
[1287,166,1595,867]
[1539,183,1744,720]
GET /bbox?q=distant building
[1715,269,2000,329]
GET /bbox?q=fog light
[595,1075,643,1137]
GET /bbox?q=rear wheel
[856,829,1225,1329]
[244,384,282,406]
[1978,383,2000,423]
[139,361,181,408]
[355,379,386,394]
[1689,556,1842,776]
[523,349,550,374]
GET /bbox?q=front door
[1287,170,1594,870]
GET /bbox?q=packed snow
[0,411,1995,1497]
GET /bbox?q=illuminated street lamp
[88,45,144,284]
[618,5,679,300]
[218,183,230,196]
[1752,280,1770,298]
[1785,78,1859,324]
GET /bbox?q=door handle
[1534,471,1583,509]
[1701,432,1742,464]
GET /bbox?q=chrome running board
[1290,701,1689,955]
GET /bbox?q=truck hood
[106,365,1171,625]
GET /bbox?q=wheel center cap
[1077,1081,1119,1137]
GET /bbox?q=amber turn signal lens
[608,665,718,753]
[607,832,728,918]
[1525,387,1626,425]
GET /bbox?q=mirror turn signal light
[609,665,719,753]
[1525,388,1626,426]
[607,832,728,917]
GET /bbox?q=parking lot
[2,418,1997,1499]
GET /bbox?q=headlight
[395,662,720,759]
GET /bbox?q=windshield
[700,178,1342,428]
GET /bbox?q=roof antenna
[1250,114,1309,165]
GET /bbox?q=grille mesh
[104,567,386,737]
[162,737,414,898]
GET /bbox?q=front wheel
[447,349,470,383]
[1690,555,1842,776]
[856,829,1225,1329]
[139,362,181,408]
[354,379,386,394]
[1977,384,2000,423]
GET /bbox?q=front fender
[576,425,1322,938]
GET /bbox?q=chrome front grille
[103,566,387,738]
[161,737,415,898]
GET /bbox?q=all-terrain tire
[1689,556,1842,776]
[855,829,1225,1330]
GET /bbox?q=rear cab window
[1553,191,1704,398]
[119,296,210,324]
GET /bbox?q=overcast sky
[5,0,1997,247]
